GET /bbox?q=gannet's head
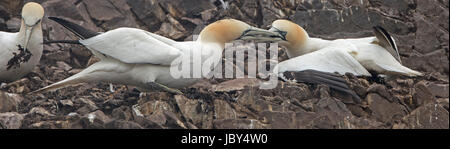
[21,2,44,49]
[22,2,44,27]
[268,19,309,47]
[198,19,283,44]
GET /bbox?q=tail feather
[373,26,402,64]
[377,63,424,77]
[48,17,100,40]
[30,70,88,94]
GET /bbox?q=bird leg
[145,82,183,95]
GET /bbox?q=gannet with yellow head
[32,17,281,94]
[0,2,44,82]
[264,19,423,78]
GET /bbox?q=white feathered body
[278,36,422,77]
[38,28,223,92]
[0,24,43,82]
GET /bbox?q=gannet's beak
[268,27,287,41]
[238,27,286,42]
[23,25,33,49]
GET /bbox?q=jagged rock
[213,78,260,92]
[75,98,99,115]
[0,0,23,19]
[0,91,23,113]
[175,95,213,128]
[0,112,24,129]
[60,99,74,107]
[213,100,237,120]
[366,93,408,124]
[436,98,449,111]
[56,61,72,71]
[158,0,215,19]
[413,81,436,108]
[396,101,449,129]
[79,110,112,129]
[44,51,71,62]
[28,107,55,117]
[127,0,166,31]
[0,0,448,129]
[312,97,354,129]
[105,120,144,129]
[213,119,268,129]
[424,82,449,98]
[367,84,394,102]
[29,121,71,129]
[111,106,133,121]
[5,17,20,31]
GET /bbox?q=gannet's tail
[373,26,402,64]
[30,62,104,94]
[378,62,424,77]
[30,71,87,94]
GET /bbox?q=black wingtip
[43,40,81,45]
[373,26,402,64]
[373,26,389,37]
[283,70,362,104]
[48,16,100,40]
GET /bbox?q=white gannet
[32,17,283,94]
[249,20,423,103]
[265,19,423,78]
[0,2,44,82]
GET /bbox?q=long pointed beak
[238,27,285,42]
[23,26,33,50]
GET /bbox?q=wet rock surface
[1,0,448,129]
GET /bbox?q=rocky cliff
[0,0,448,129]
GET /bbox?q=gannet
[264,19,423,78]
[0,2,44,82]
[32,17,282,94]
[250,20,423,103]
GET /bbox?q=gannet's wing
[48,17,99,39]
[48,17,182,66]
[79,28,183,65]
[0,32,18,71]
[276,46,372,77]
[276,47,368,103]
[280,70,362,103]
[0,32,16,55]
[372,26,401,64]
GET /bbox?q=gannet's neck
[285,37,331,58]
[197,30,232,50]
[17,20,43,49]
[196,38,227,50]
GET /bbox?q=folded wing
[80,28,183,66]
[276,46,372,77]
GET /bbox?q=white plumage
[267,20,422,78]
[0,2,44,82]
[79,28,183,65]
[34,18,280,93]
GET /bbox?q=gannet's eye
[272,27,287,36]
[277,30,287,37]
